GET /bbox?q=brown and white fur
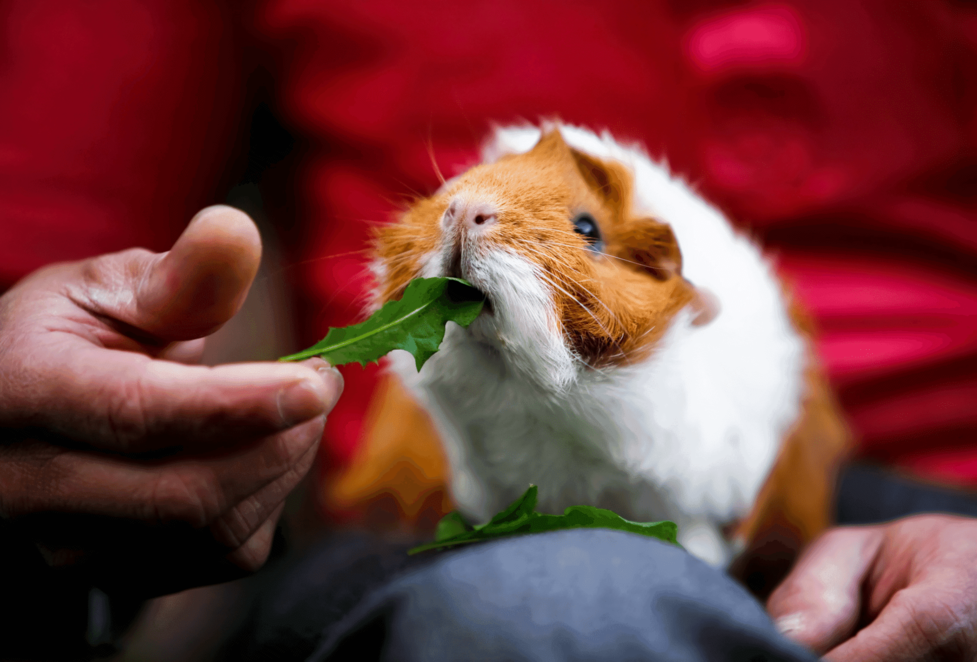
[370,123,848,570]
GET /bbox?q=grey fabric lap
[311,529,817,662]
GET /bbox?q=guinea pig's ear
[530,129,576,162]
[689,285,721,326]
[530,130,630,208]
[614,219,683,281]
[569,147,629,210]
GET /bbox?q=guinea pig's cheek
[481,253,549,329]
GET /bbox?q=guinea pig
[369,122,849,570]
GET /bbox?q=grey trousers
[312,530,816,661]
[227,463,977,661]
[228,529,816,662]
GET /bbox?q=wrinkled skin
[0,206,343,597]
[769,514,977,661]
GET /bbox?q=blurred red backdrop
[3,0,976,495]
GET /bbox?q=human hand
[767,514,977,661]
[0,206,343,597]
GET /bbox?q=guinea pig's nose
[443,197,498,232]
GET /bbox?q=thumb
[766,527,883,654]
[134,205,262,340]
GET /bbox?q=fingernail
[317,364,344,410]
[774,613,805,638]
[277,379,328,428]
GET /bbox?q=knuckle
[100,373,152,449]
[210,498,262,550]
[70,249,156,315]
[284,437,319,489]
[83,249,154,286]
[270,423,321,484]
[261,420,318,474]
[71,255,118,307]
[226,517,279,573]
[229,531,274,573]
[150,470,221,528]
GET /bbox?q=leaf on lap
[410,486,680,555]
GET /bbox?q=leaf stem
[279,301,434,362]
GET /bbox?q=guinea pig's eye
[572,213,604,252]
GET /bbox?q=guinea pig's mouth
[444,277,494,316]
[444,249,494,316]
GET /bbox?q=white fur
[384,124,805,566]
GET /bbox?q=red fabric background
[3,1,977,485]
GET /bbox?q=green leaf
[408,485,680,555]
[434,511,473,542]
[476,484,539,529]
[279,277,485,370]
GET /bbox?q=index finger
[767,527,883,654]
[6,341,342,452]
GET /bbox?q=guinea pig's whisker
[263,247,377,280]
[563,280,626,337]
[535,270,629,365]
[602,325,657,364]
[320,263,378,310]
[383,183,429,204]
[320,247,376,260]
[513,242,582,273]
[515,243,630,344]
[544,229,589,238]
[533,241,651,271]
[378,249,436,274]
[425,137,447,186]
[538,273,624,357]
[379,254,420,271]
[562,283,632,367]
[632,325,658,343]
